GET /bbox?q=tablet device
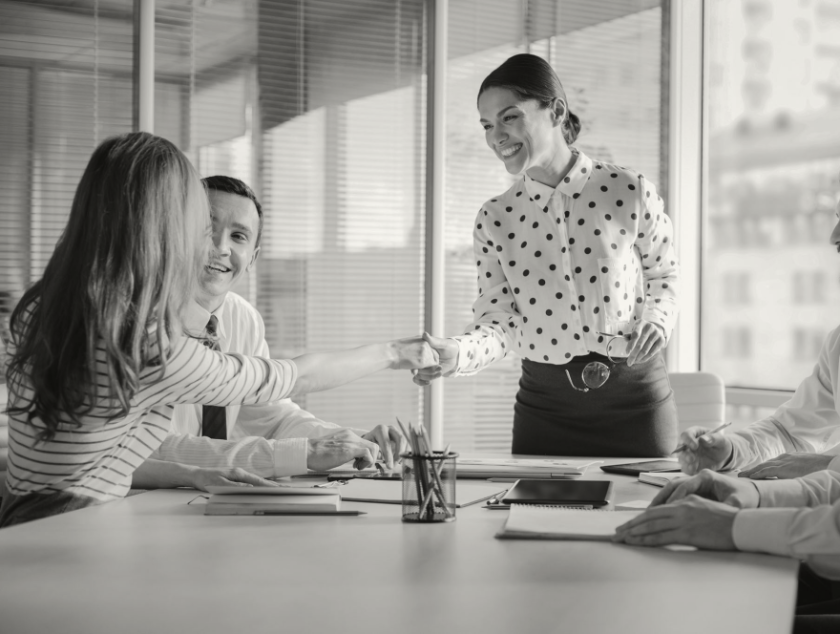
[501,479,613,507]
[599,460,682,476]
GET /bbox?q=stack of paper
[497,504,641,540]
[204,486,341,516]
[456,458,601,479]
[638,472,687,488]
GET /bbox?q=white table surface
[0,457,799,634]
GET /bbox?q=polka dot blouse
[452,150,679,375]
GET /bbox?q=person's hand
[388,334,440,371]
[360,423,405,470]
[612,496,739,550]
[412,332,459,386]
[675,426,734,475]
[626,320,666,366]
[738,453,834,480]
[307,428,379,472]
[189,467,279,492]
[650,468,759,509]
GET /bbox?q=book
[456,458,601,479]
[496,504,642,540]
[204,486,341,516]
[638,471,688,488]
[338,478,504,507]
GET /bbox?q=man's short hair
[202,175,264,246]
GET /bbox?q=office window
[0,0,134,315]
[703,0,840,391]
[722,272,751,305]
[792,270,826,304]
[722,326,752,359]
[443,0,666,451]
[155,0,427,429]
[792,328,825,362]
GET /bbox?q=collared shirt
[4,301,298,503]
[150,292,347,478]
[734,470,840,579]
[725,324,840,472]
[452,150,679,374]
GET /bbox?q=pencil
[671,421,733,455]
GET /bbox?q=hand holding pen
[672,422,734,475]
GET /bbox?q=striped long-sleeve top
[4,319,297,503]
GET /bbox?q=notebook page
[504,505,642,537]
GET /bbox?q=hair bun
[566,110,582,144]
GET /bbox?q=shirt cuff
[723,434,751,470]
[828,455,840,473]
[754,479,809,508]
[449,335,473,376]
[733,508,802,557]
[271,437,308,477]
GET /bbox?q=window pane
[703,0,840,390]
[155,0,427,429]
[0,0,134,332]
[443,0,665,451]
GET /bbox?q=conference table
[0,456,798,634]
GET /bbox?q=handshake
[391,332,460,386]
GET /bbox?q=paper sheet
[503,505,642,538]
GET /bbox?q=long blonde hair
[7,132,209,440]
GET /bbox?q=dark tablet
[501,479,613,507]
[599,460,682,476]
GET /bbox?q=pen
[671,421,733,455]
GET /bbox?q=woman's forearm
[289,336,436,398]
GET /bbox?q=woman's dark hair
[7,131,209,441]
[478,53,581,145]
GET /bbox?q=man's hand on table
[307,428,379,472]
[738,453,833,480]
[189,467,279,492]
[650,469,760,509]
[360,423,405,470]
[612,496,739,550]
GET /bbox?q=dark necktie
[201,315,227,440]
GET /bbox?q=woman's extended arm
[289,335,438,398]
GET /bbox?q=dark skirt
[512,352,677,457]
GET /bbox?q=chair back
[669,372,725,434]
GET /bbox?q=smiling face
[195,189,261,313]
[478,86,566,180]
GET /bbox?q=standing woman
[417,54,679,457]
[1,132,436,527]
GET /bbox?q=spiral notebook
[496,504,642,540]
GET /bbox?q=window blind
[257,0,427,428]
[155,0,428,430]
[443,0,665,451]
[0,0,134,331]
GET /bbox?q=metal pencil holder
[400,451,458,523]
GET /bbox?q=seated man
[612,469,840,633]
[132,176,404,490]
[678,203,840,480]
